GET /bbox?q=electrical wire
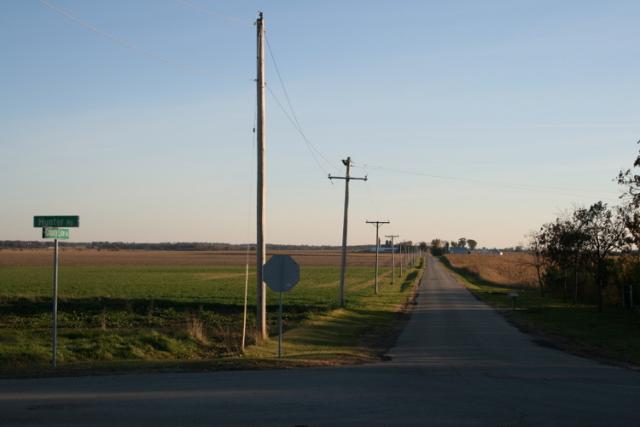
[265,36,336,172]
[266,84,332,176]
[41,0,611,204]
[360,163,620,201]
[39,0,213,77]
[363,163,383,220]
[174,0,251,26]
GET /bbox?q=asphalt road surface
[1,255,639,426]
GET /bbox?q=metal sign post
[263,255,300,358]
[278,292,284,358]
[34,216,79,368]
[52,238,58,368]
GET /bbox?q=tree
[458,237,467,249]
[536,214,589,303]
[430,238,445,256]
[617,141,640,250]
[616,141,640,309]
[565,211,590,304]
[537,218,574,301]
[467,239,478,250]
[580,202,626,312]
[528,231,547,297]
[617,139,640,208]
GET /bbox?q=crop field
[0,248,393,267]
[445,253,538,288]
[0,249,418,372]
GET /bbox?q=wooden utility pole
[385,234,398,284]
[256,11,267,340]
[367,220,390,295]
[329,157,367,307]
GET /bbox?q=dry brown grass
[185,314,207,344]
[0,248,393,268]
[445,253,539,288]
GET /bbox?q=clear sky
[1,0,639,248]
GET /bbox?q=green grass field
[438,256,640,367]
[0,261,422,374]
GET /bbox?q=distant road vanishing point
[1,255,639,426]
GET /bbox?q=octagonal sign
[263,255,300,293]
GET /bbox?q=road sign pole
[52,238,59,368]
[34,216,78,368]
[263,255,300,358]
[278,292,283,358]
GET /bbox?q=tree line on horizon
[429,237,479,255]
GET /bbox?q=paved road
[1,256,639,426]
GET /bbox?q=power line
[359,163,620,201]
[41,0,335,179]
[265,35,337,173]
[40,0,613,203]
[174,0,250,26]
[39,0,213,77]
[266,84,331,175]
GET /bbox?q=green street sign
[34,216,79,228]
[42,228,70,240]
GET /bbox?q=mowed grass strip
[438,256,640,368]
[247,267,423,363]
[0,255,423,375]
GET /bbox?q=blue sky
[1,0,639,247]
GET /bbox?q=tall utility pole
[255,11,267,341]
[329,157,367,307]
[366,220,390,295]
[399,244,403,277]
[385,234,398,284]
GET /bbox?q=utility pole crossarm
[328,175,368,181]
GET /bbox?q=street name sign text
[34,216,80,228]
